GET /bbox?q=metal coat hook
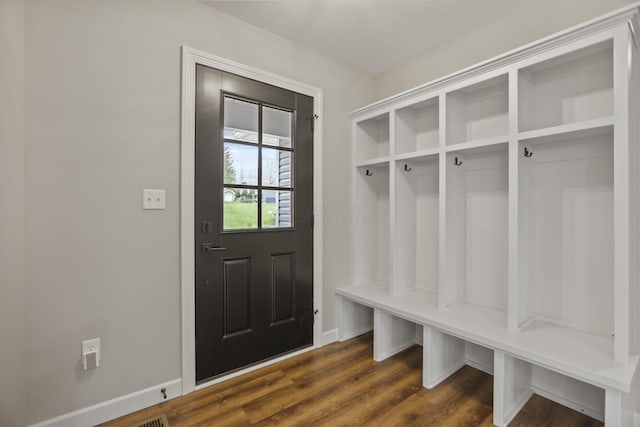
[454,157,463,166]
[524,147,533,158]
[404,164,412,172]
[365,169,373,176]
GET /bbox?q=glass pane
[262,148,293,188]
[224,142,258,186]
[224,97,259,144]
[262,190,293,228]
[224,187,258,230]
[263,106,292,148]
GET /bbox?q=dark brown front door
[195,65,314,382]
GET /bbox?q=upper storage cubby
[518,40,613,132]
[446,74,508,145]
[395,97,439,154]
[355,113,390,164]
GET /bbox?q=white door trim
[180,46,324,394]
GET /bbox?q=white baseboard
[531,385,604,422]
[28,378,182,427]
[321,328,338,346]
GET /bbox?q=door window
[223,96,294,230]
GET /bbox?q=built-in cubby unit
[355,113,390,164]
[393,155,439,296]
[354,163,390,290]
[395,97,439,154]
[519,40,613,133]
[446,74,508,146]
[339,6,640,426]
[443,144,508,314]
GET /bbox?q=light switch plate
[143,189,166,210]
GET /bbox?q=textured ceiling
[201,0,526,74]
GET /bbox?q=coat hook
[454,157,463,166]
[365,169,373,176]
[404,164,412,172]
[524,147,533,158]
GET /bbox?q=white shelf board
[518,116,614,144]
[336,284,637,392]
[444,135,509,152]
[355,156,391,168]
[395,148,440,161]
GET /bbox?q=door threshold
[194,345,315,391]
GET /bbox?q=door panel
[195,64,314,382]
[271,253,295,324]
[223,258,252,337]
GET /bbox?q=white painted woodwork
[445,145,509,312]
[354,164,390,289]
[422,326,465,389]
[355,113,390,163]
[518,41,613,132]
[337,296,373,342]
[373,309,417,362]
[395,98,440,154]
[342,6,640,426]
[393,156,439,296]
[493,351,533,426]
[446,74,509,145]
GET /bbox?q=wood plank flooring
[100,334,603,427]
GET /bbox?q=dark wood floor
[100,334,603,427]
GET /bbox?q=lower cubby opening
[494,351,605,426]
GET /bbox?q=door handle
[201,243,227,254]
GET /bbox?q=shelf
[444,144,509,315]
[355,156,390,168]
[395,147,440,161]
[393,157,439,296]
[446,74,509,145]
[336,285,637,392]
[354,164,390,290]
[355,113,390,163]
[396,97,439,154]
[519,40,613,132]
[444,135,509,152]
[518,116,613,144]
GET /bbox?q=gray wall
[23,0,373,423]
[0,0,26,426]
[375,0,639,98]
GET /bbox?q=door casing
[180,46,324,394]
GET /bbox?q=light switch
[143,189,166,210]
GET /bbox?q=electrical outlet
[82,338,101,370]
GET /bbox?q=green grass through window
[224,201,276,229]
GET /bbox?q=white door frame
[180,46,324,394]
